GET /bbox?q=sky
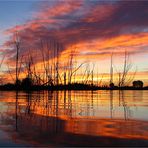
[0,0,148,85]
[0,0,38,44]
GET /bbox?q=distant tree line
[0,31,146,90]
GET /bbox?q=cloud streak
[2,0,148,68]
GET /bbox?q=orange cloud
[2,1,148,83]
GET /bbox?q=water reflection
[15,91,18,131]
[0,90,148,146]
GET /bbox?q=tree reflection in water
[2,90,148,146]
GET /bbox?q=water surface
[0,90,148,146]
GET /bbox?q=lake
[0,90,148,147]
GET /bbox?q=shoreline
[0,85,147,91]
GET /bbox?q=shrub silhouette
[21,77,33,88]
[133,80,143,88]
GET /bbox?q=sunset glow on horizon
[1,0,148,85]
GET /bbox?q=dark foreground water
[0,90,148,147]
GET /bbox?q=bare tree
[110,52,113,85]
[116,51,133,87]
[14,31,21,87]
